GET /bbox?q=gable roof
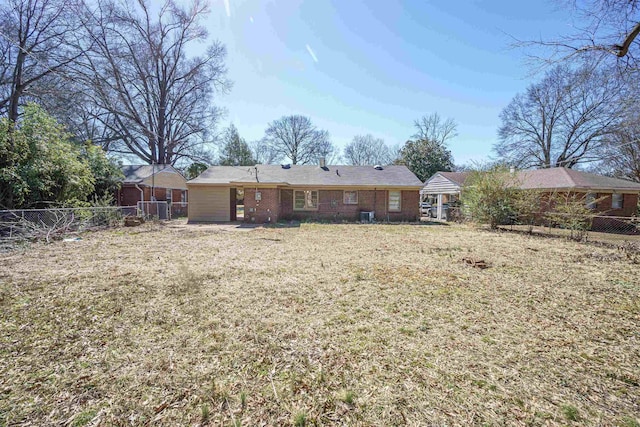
[437,172,471,186]
[121,164,181,183]
[189,164,423,188]
[423,167,640,193]
[518,168,640,191]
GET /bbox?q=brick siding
[590,193,638,217]
[278,189,419,222]
[535,191,639,232]
[591,193,639,233]
[244,188,279,223]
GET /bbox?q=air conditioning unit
[359,211,375,223]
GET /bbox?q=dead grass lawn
[1,222,639,426]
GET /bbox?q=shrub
[545,192,597,240]
[461,167,520,229]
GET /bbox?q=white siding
[421,174,461,194]
[188,186,230,222]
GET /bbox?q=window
[343,190,358,204]
[181,190,187,205]
[166,188,172,204]
[585,193,597,210]
[389,190,401,211]
[294,190,318,210]
[612,193,623,209]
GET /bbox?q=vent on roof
[374,165,383,170]
[281,164,291,169]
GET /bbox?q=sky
[201,0,573,165]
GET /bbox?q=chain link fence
[135,201,188,220]
[137,201,169,220]
[171,202,188,218]
[501,213,639,244]
[442,206,640,245]
[0,206,137,247]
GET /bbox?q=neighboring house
[117,164,188,216]
[422,167,640,224]
[187,163,423,223]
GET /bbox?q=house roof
[121,164,179,183]
[437,172,471,186]
[517,167,640,191]
[424,167,640,193]
[189,164,423,188]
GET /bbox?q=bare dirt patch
[1,222,639,426]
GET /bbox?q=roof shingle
[425,168,640,192]
[121,164,176,183]
[189,164,423,187]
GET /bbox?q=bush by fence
[0,206,137,244]
[501,212,639,244]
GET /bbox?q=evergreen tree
[219,124,256,166]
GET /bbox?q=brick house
[421,167,640,226]
[117,164,188,216]
[187,164,423,223]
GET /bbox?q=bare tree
[250,139,279,165]
[263,115,334,165]
[343,134,393,165]
[601,129,640,182]
[75,0,230,165]
[495,65,624,169]
[0,0,81,123]
[599,98,640,182]
[521,1,640,72]
[412,113,458,145]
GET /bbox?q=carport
[421,172,468,220]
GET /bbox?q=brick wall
[278,189,420,222]
[153,187,166,201]
[534,191,638,232]
[591,193,638,233]
[541,192,638,216]
[171,189,186,204]
[357,190,386,220]
[280,189,361,221]
[393,190,420,222]
[119,185,142,206]
[591,193,638,217]
[244,188,279,223]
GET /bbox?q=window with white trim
[181,190,187,205]
[343,190,358,205]
[294,190,318,210]
[585,193,597,210]
[389,190,401,211]
[166,188,172,204]
[612,193,623,209]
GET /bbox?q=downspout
[385,190,389,222]
[374,188,377,221]
[135,184,144,216]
